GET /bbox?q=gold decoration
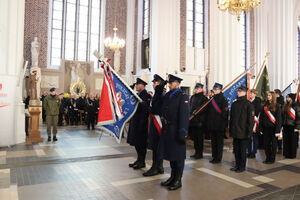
[217,0,260,21]
[70,79,86,95]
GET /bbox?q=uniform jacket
[44,95,61,116]
[76,97,86,110]
[85,98,97,115]
[282,102,300,129]
[158,88,190,161]
[259,103,282,133]
[229,96,254,139]
[206,93,229,131]
[251,96,262,117]
[148,84,165,150]
[127,89,152,146]
[189,92,208,127]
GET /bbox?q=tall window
[50,0,102,69]
[239,12,250,69]
[186,0,204,48]
[143,0,150,38]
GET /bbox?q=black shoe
[143,167,159,177]
[53,136,57,141]
[161,170,175,186]
[129,160,138,168]
[157,161,164,174]
[47,136,51,142]
[133,162,145,169]
[230,167,239,171]
[235,168,245,173]
[168,171,183,191]
[250,153,256,158]
[247,153,252,158]
[209,159,216,163]
[263,160,272,164]
[211,160,220,164]
[191,154,203,159]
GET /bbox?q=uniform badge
[252,111,255,116]
[185,101,188,104]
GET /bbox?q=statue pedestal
[27,106,43,143]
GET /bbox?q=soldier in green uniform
[44,88,61,142]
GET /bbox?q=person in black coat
[85,94,97,130]
[189,83,208,159]
[282,93,300,158]
[230,86,254,173]
[259,91,282,164]
[127,78,152,169]
[143,74,166,177]
[94,94,100,125]
[40,91,48,123]
[275,89,284,154]
[159,74,190,191]
[206,83,229,164]
[247,89,262,158]
[58,93,65,126]
[69,94,79,125]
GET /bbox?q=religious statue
[30,70,39,100]
[31,37,40,68]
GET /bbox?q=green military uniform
[44,95,61,137]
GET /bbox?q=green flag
[255,65,270,102]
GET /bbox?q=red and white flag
[97,59,123,125]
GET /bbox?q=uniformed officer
[143,74,166,177]
[127,78,152,169]
[206,83,228,164]
[189,83,208,159]
[230,86,254,173]
[85,93,97,130]
[159,74,190,191]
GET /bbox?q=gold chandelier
[104,26,125,51]
[217,0,261,21]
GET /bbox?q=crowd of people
[126,73,300,191]
[24,74,300,191]
[38,89,100,141]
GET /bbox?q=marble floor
[1,125,300,200]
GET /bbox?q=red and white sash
[253,115,260,132]
[264,107,276,124]
[151,114,162,136]
[289,108,296,120]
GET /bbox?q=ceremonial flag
[223,73,248,112]
[255,65,270,102]
[297,81,300,103]
[282,83,292,100]
[95,54,142,143]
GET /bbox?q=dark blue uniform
[127,89,151,167]
[159,88,189,189]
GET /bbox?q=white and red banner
[0,75,17,146]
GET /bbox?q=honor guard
[127,78,152,169]
[143,74,166,177]
[159,74,190,190]
[189,83,208,159]
[207,83,228,163]
[229,86,254,173]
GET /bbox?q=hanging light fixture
[104,26,125,51]
[104,0,125,51]
[217,0,261,21]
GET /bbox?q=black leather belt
[161,117,177,125]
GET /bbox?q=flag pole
[252,52,270,89]
[190,63,256,120]
[93,51,142,103]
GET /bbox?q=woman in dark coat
[282,93,300,158]
[259,91,282,164]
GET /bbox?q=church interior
[1,0,300,199]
